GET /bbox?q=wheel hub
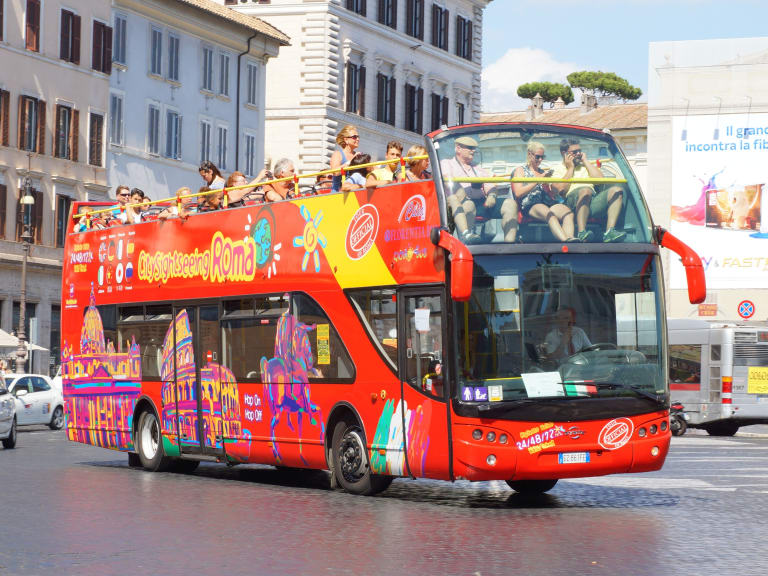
[339,430,366,482]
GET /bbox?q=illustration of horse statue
[261,311,324,464]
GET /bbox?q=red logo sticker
[345,204,379,260]
[598,418,634,450]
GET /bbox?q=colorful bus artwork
[61,123,705,496]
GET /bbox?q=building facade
[223,0,491,171]
[108,0,289,197]
[648,37,768,321]
[0,0,112,374]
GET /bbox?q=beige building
[0,0,111,374]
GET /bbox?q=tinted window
[12,378,32,395]
[669,344,701,384]
[32,377,51,392]
[348,289,398,370]
[117,304,173,379]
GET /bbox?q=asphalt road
[1,426,767,576]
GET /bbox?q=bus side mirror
[431,227,473,302]
[655,226,706,304]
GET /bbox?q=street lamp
[15,156,35,374]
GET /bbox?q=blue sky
[481,0,768,112]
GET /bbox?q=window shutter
[358,65,366,117]
[26,0,40,51]
[455,16,463,56]
[1,90,9,146]
[37,99,46,155]
[54,105,62,157]
[17,95,25,149]
[177,116,182,159]
[431,5,439,46]
[346,63,353,113]
[389,77,396,126]
[392,0,398,28]
[378,0,385,23]
[417,87,424,134]
[73,15,81,65]
[89,114,98,165]
[377,73,384,122]
[442,9,449,50]
[103,26,113,74]
[71,109,79,162]
[15,190,23,242]
[406,0,414,35]
[0,184,7,239]
[93,22,103,72]
[419,1,425,39]
[60,11,71,60]
[34,189,43,244]
[405,85,413,131]
[361,0,367,17]
[442,96,449,126]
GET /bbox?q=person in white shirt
[543,308,592,358]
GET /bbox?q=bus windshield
[430,124,653,244]
[456,253,666,407]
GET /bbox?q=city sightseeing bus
[61,122,705,495]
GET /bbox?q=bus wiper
[591,382,664,403]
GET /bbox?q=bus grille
[734,331,768,364]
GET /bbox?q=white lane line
[668,457,768,461]
[565,477,714,489]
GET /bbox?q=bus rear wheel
[506,479,558,494]
[136,410,172,472]
[331,420,392,496]
[704,421,739,437]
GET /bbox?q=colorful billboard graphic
[670,113,768,289]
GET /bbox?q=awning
[0,328,48,352]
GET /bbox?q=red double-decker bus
[61,123,705,495]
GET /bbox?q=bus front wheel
[331,420,392,496]
[136,410,172,472]
[506,479,558,494]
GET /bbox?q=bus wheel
[506,479,558,494]
[331,420,391,496]
[171,459,200,474]
[705,421,739,437]
[136,410,172,472]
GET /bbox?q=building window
[244,133,256,177]
[377,73,396,126]
[456,101,465,125]
[168,34,180,82]
[113,14,127,65]
[54,104,78,160]
[217,126,228,171]
[165,110,181,160]
[0,183,6,239]
[19,96,45,154]
[378,0,397,28]
[55,195,72,247]
[60,10,81,64]
[26,0,41,52]
[202,46,214,91]
[456,15,473,61]
[15,188,42,244]
[406,0,425,39]
[109,94,123,146]
[246,62,259,105]
[219,53,230,96]
[0,89,10,147]
[147,105,160,155]
[150,27,162,76]
[92,21,113,74]
[200,120,211,163]
[88,113,104,166]
[345,62,366,116]
[431,4,449,51]
[405,83,423,134]
[430,93,448,131]
[346,0,366,16]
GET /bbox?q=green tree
[566,71,642,102]
[516,82,574,106]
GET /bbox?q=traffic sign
[738,300,755,319]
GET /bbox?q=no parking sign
[738,300,755,320]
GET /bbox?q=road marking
[565,477,714,489]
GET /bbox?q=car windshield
[455,253,665,405]
[430,124,653,244]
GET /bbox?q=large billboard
[670,113,768,289]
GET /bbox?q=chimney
[532,92,544,118]
[525,105,534,121]
[580,93,597,113]
[553,97,565,109]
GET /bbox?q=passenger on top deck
[403,145,430,181]
[440,136,519,244]
[197,186,223,212]
[119,188,144,224]
[512,141,577,243]
[366,140,403,186]
[158,187,198,220]
[342,154,374,191]
[199,161,226,191]
[330,125,360,193]
[263,158,297,202]
[550,138,626,243]
[225,171,263,206]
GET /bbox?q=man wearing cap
[440,136,518,244]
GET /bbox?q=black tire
[670,416,687,437]
[506,479,558,494]
[49,406,64,430]
[136,410,172,471]
[2,417,17,449]
[331,419,392,496]
[171,459,200,474]
[705,421,739,437]
[128,452,142,467]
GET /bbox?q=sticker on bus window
[415,308,430,332]
[317,324,330,365]
[521,372,564,398]
[488,385,503,402]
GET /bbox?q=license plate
[558,452,590,464]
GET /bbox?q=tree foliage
[516,82,574,106]
[566,71,642,101]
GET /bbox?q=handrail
[444,177,627,184]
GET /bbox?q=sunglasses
[570,149,582,155]
[118,193,130,197]
[532,154,545,160]
[347,135,360,140]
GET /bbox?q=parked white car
[4,374,64,430]
[0,377,16,448]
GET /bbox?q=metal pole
[15,241,29,374]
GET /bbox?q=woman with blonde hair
[330,124,360,192]
[404,145,429,181]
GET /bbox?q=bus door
[399,290,451,480]
[175,304,224,457]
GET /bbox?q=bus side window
[404,295,444,399]
[669,344,701,383]
[347,289,398,372]
[711,345,721,361]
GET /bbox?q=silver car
[4,374,64,430]
[0,377,16,449]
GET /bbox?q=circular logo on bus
[345,204,379,260]
[598,418,634,450]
